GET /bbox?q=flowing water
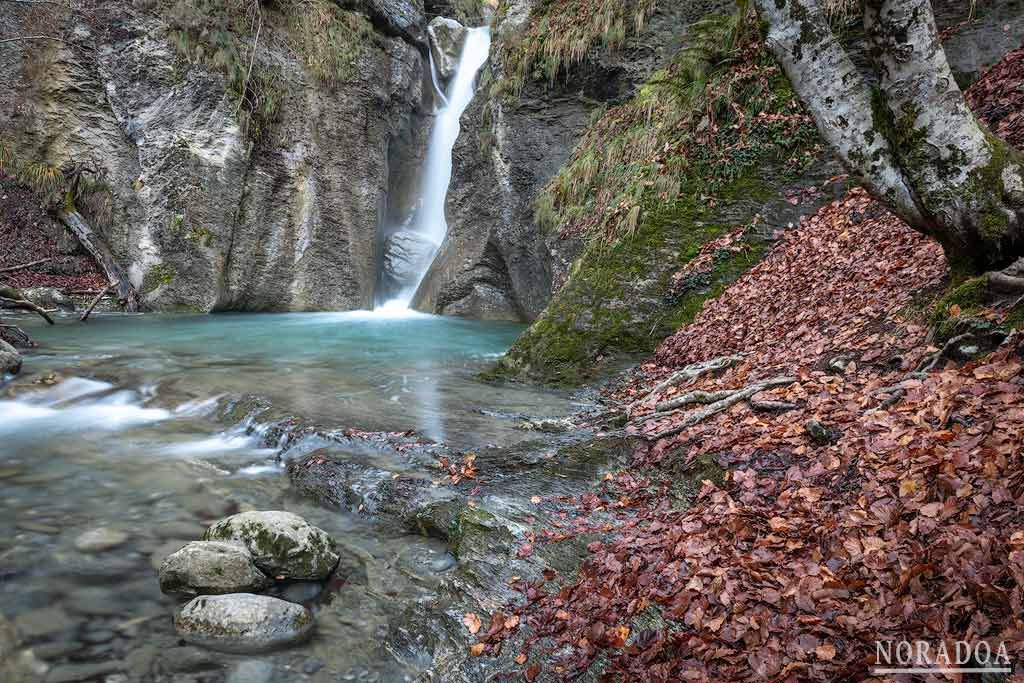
[0,311,578,681]
[384,27,492,308]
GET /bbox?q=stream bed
[0,312,579,682]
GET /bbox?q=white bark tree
[752,0,1024,276]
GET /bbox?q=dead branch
[80,284,111,322]
[59,210,139,312]
[235,2,263,115]
[0,258,53,274]
[644,376,796,441]
[0,35,67,44]
[0,296,54,324]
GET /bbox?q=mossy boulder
[203,511,339,581]
[174,593,314,654]
[159,541,272,597]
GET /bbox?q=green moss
[928,276,990,341]
[142,263,177,294]
[489,29,821,386]
[450,506,513,560]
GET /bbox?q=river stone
[202,511,339,580]
[428,17,467,80]
[159,541,271,597]
[174,594,314,654]
[74,527,129,553]
[0,340,22,376]
[22,287,76,312]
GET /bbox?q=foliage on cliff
[151,0,376,142]
[497,0,657,97]
[491,16,824,386]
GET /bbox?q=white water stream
[381,26,492,311]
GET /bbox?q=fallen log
[0,295,55,324]
[59,210,139,312]
[80,284,111,322]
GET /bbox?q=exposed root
[642,376,796,441]
[633,355,743,412]
[916,332,974,373]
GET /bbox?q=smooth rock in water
[149,539,190,571]
[74,528,129,553]
[380,230,438,295]
[174,594,314,654]
[44,660,125,683]
[428,17,467,81]
[0,340,22,376]
[159,541,271,597]
[226,659,274,683]
[22,287,76,313]
[14,606,78,639]
[203,511,339,580]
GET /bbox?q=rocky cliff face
[0,0,429,312]
[482,0,1024,383]
[413,0,733,321]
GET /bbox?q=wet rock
[155,520,206,539]
[74,528,129,553]
[159,541,271,597]
[513,417,573,433]
[226,659,274,683]
[14,606,78,640]
[32,641,82,660]
[53,552,139,584]
[0,340,22,376]
[44,660,125,683]
[153,646,217,674]
[63,587,124,617]
[149,539,190,571]
[805,419,841,446]
[826,354,854,374]
[302,659,325,674]
[22,287,76,313]
[16,521,61,535]
[379,230,438,299]
[203,511,339,580]
[428,17,467,80]
[174,594,314,654]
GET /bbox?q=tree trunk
[752,0,1024,274]
[59,210,140,312]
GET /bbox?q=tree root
[640,376,796,441]
[633,355,744,415]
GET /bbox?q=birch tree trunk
[752,0,1024,275]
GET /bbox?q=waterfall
[378,26,492,312]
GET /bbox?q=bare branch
[0,35,68,44]
[0,258,52,274]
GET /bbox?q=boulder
[159,541,272,597]
[0,340,22,376]
[379,230,438,299]
[203,511,339,580]
[21,287,76,312]
[428,17,467,81]
[174,594,314,654]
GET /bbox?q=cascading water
[378,26,492,312]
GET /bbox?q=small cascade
[377,25,492,311]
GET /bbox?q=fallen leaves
[463,612,481,635]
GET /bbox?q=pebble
[303,659,325,674]
[74,528,129,553]
[64,588,123,617]
[157,646,218,673]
